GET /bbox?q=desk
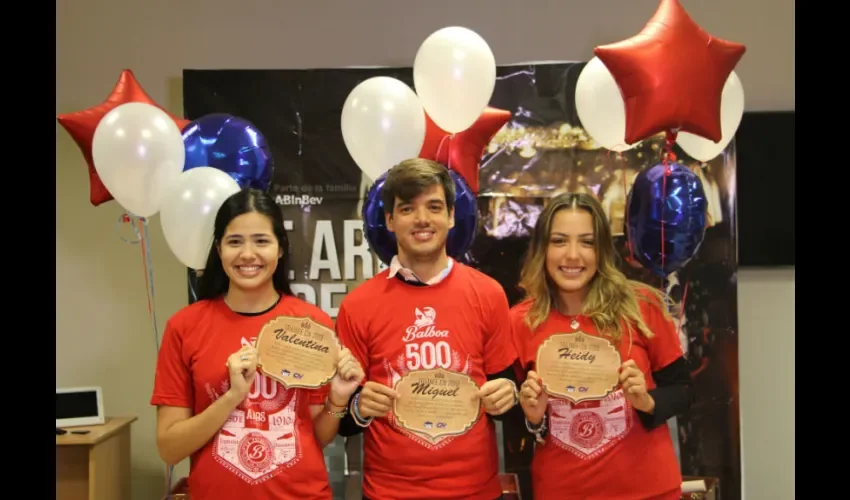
[56,416,137,500]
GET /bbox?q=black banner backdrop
[184,63,741,500]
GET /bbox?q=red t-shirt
[151,295,333,500]
[336,263,517,500]
[511,289,684,500]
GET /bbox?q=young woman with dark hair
[151,188,363,500]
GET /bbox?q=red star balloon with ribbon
[593,0,746,145]
[418,107,511,194]
[57,69,191,207]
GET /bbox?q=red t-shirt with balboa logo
[151,296,333,500]
[511,289,685,500]
[336,263,517,500]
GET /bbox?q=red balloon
[593,0,746,145]
[57,69,191,207]
[418,107,511,194]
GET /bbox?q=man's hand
[357,381,399,419]
[477,378,518,416]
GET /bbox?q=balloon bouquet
[57,70,274,273]
[340,27,511,265]
[574,0,746,280]
[57,71,274,497]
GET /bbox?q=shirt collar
[387,255,454,285]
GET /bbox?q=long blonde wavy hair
[518,192,671,344]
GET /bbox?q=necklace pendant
[570,319,580,330]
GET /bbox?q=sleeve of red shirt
[150,318,194,408]
[641,293,685,371]
[335,300,369,377]
[482,281,518,375]
[307,308,335,405]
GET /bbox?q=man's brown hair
[381,158,456,214]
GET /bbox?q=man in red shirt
[336,159,521,500]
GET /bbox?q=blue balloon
[626,162,708,277]
[182,113,273,191]
[362,170,478,266]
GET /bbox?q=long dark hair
[195,188,293,300]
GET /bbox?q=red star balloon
[57,69,191,207]
[593,0,746,145]
[418,107,511,194]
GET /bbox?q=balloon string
[117,212,169,496]
[117,213,143,244]
[436,134,453,170]
[116,213,161,352]
[138,217,161,352]
[659,132,675,290]
[136,217,172,496]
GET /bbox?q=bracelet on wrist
[508,380,520,406]
[351,393,373,428]
[525,414,545,431]
[525,414,548,444]
[325,399,348,419]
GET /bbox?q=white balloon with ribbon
[92,102,186,217]
[677,71,745,162]
[159,167,241,270]
[575,57,640,153]
[341,76,427,182]
[413,26,497,134]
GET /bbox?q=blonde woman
[513,192,693,500]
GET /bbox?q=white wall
[738,268,795,499]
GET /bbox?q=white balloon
[92,102,186,217]
[159,167,241,270]
[413,26,496,133]
[677,72,745,162]
[341,76,426,181]
[575,57,639,153]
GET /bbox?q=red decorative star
[57,69,191,207]
[593,0,746,145]
[418,107,511,194]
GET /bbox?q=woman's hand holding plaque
[619,359,655,413]
[329,348,365,405]
[519,370,548,425]
[256,315,342,390]
[535,331,621,404]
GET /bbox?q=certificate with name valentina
[256,315,341,389]
[393,368,481,442]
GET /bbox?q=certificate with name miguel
[393,368,481,442]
